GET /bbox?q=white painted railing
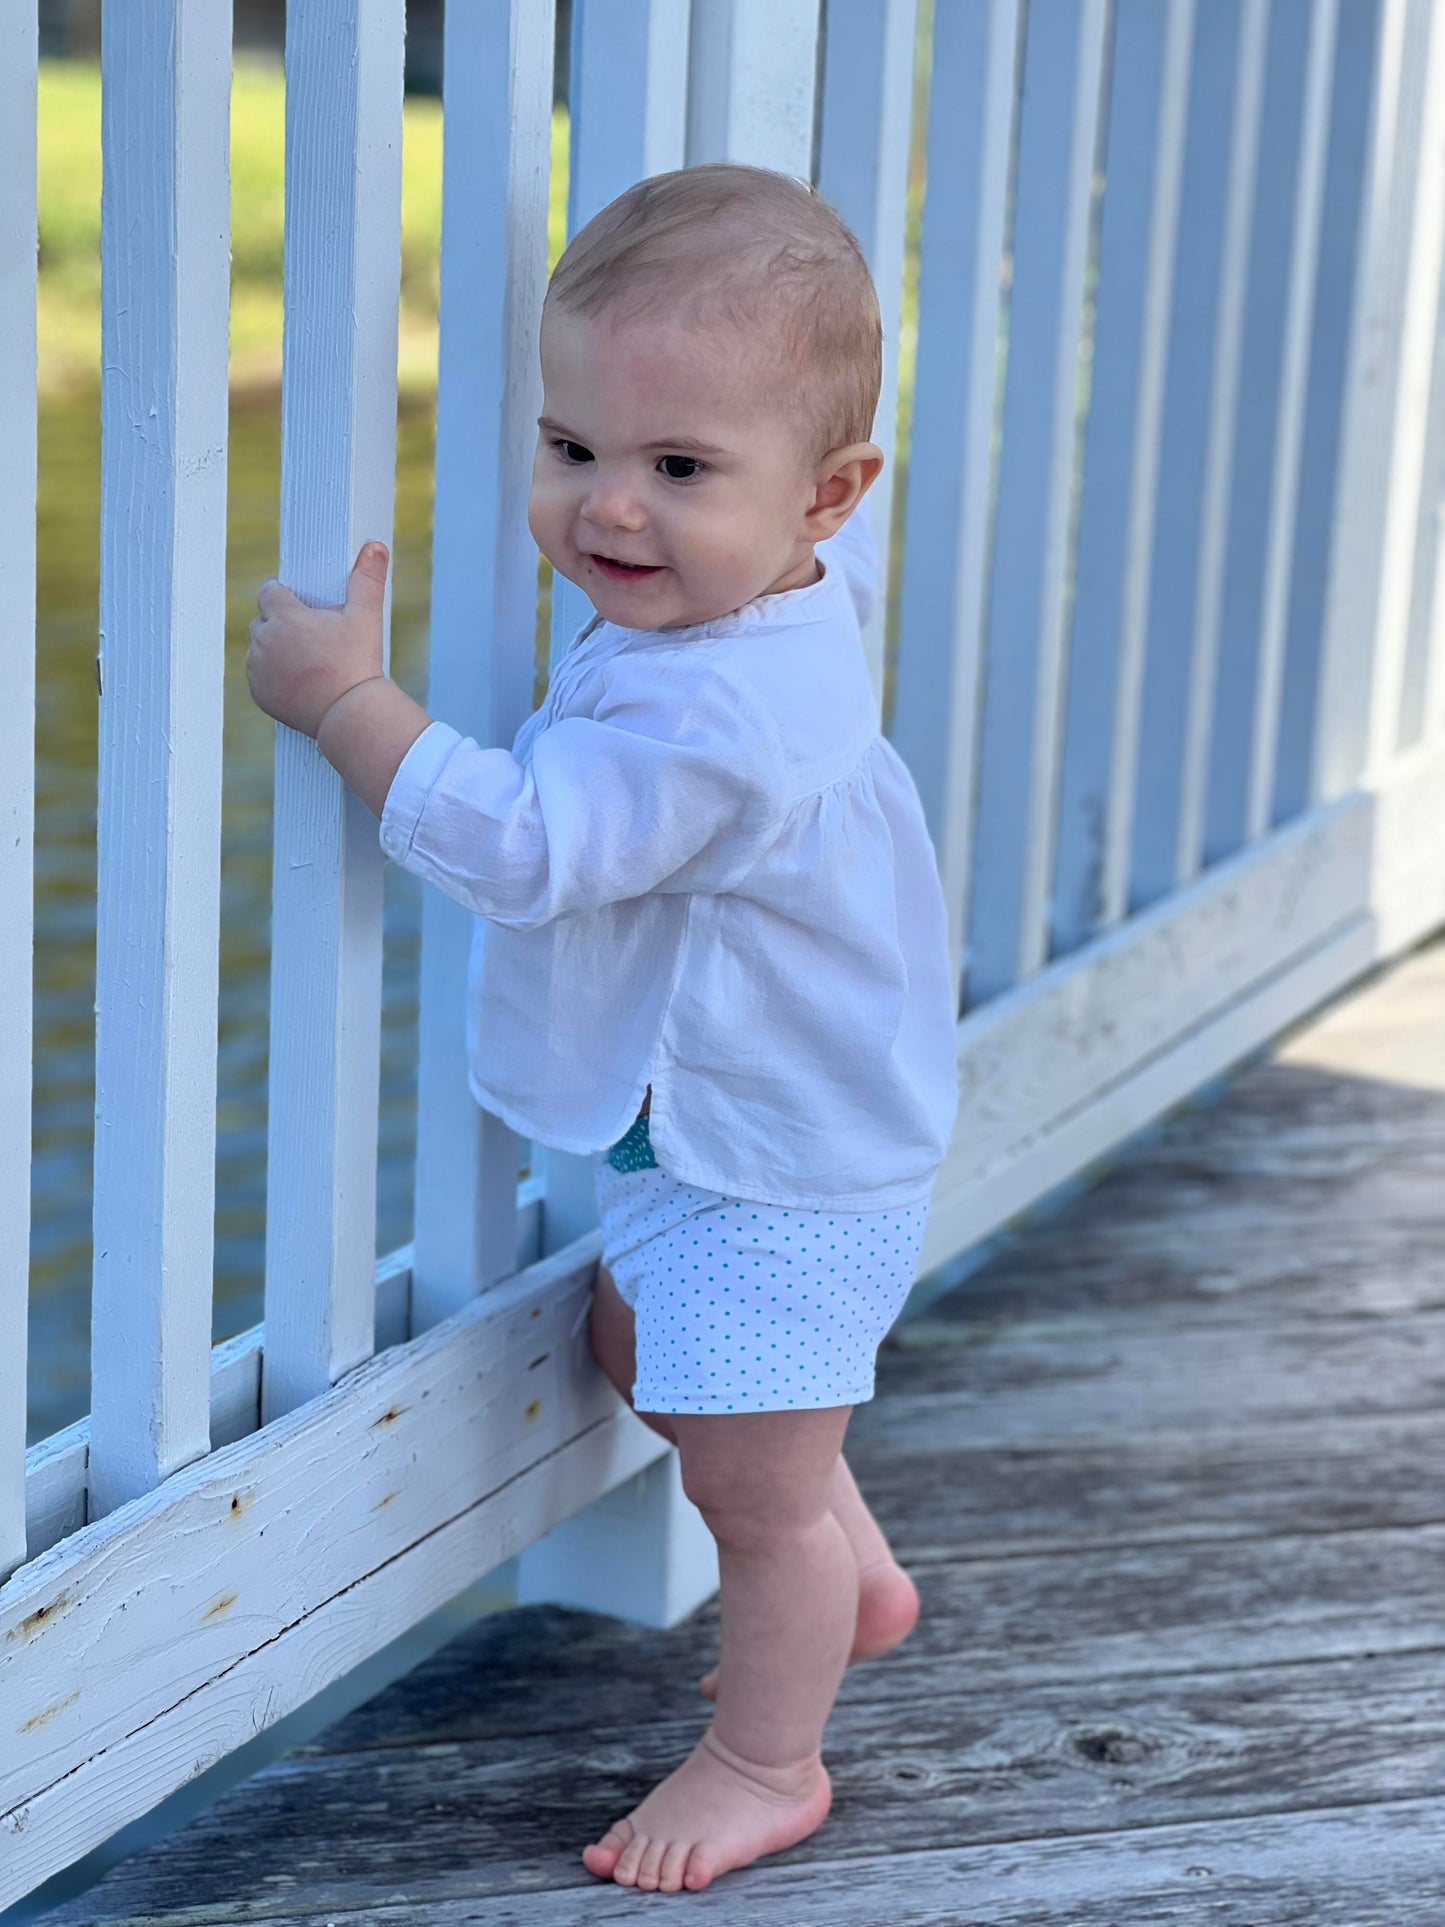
[5,0,1445,1905]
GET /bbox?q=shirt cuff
[378,718,465,866]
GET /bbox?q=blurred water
[28,385,451,1445]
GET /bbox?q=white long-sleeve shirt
[378,509,960,1210]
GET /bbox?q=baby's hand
[246,541,390,738]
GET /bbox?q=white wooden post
[684,0,820,175]
[961,0,1111,1005]
[815,0,919,711]
[1130,0,1261,909]
[261,0,404,1420]
[0,0,37,1580]
[1052,0,1196,953]
[516,1436,719,1628]
[1201,0,1341,867]
[1364,0,1445,776]
[1271,0,1382,824]
[88,0,231,1516]
[888,0,1019,1011]
[1312,0,1424,801]
[409,0,555,1333]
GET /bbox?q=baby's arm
[343,653,790,931]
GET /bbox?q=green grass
[36,57,573,395]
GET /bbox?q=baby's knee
[681,1461,830,1552]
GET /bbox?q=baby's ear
[809,445,890,543]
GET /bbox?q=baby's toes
[634,1836,670,1890]
[612,1828,652,1886]
[581,1817,633,1878]
[683,1844,721,1891]
[658,1840,695,1894]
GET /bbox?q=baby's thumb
[346,541,390,614]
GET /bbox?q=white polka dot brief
[592,1154,930,1414]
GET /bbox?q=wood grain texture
[39,1650,1445,1921]
[0,0,37,1583]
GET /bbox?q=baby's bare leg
[588,1263,920,1700]
[582,1405,854,1893]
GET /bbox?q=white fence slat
[1395,268,1445,749]
[1271,0,1383,825]
[815,0,920,710]
[888,0,1019,1008]
[1130,0,1256,910]
[88,2,230,1517]
[536,0,689,1261]
[1312,0,1425,800]
[1366,0,1445,774]
[1174,0,1270,885]
[962,0,1110,1006]
[684,0,820,177]
[1202,0,1340,866]
[262,0,404,1415]
[0,0,37,1580]
[410,0,556,1327]
[1052,0,1196,954]
[1246,0,1341,834]
[1426,501,1445,741]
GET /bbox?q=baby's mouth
[589,553,663,580]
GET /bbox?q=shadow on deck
[33,937,1445,1924]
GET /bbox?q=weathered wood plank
[134,1796,1445,1926]
[846,1408,1445,1561]
[42,1651,1445,1922]
[199,1513,1445,1762]
[0,0,38,1582]
[877,1308,1445,1439]
[89,0,231,1516]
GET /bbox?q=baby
[247,161,960,1895]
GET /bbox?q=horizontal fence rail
[7,0,1445,1908]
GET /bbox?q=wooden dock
[39,936,1445,1923]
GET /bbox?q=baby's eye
[658,455,706,482]
[550,437,591,463]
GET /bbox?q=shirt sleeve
[378,654,790,931]
[818,503,880,631]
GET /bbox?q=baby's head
[529,163,884,632]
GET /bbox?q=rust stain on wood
[201,1592,239,1624]
[5,1590,74,1645]
[372,1404,407,1428]
[19,1688,80,1734]
[228,1488,256,1520]
[371,1491,400,1512]
[525,1398,541,1422]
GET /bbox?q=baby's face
[529,306,825,632]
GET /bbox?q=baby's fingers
[255,576,299,616]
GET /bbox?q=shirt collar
[597,549,844,649]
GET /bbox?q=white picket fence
[5,0,1445,1903]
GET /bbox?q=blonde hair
[542,162,882,472]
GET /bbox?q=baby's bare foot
[697,1557,919,1702]
[581,1725,832,1893]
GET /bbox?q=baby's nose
[581,477,646,528]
